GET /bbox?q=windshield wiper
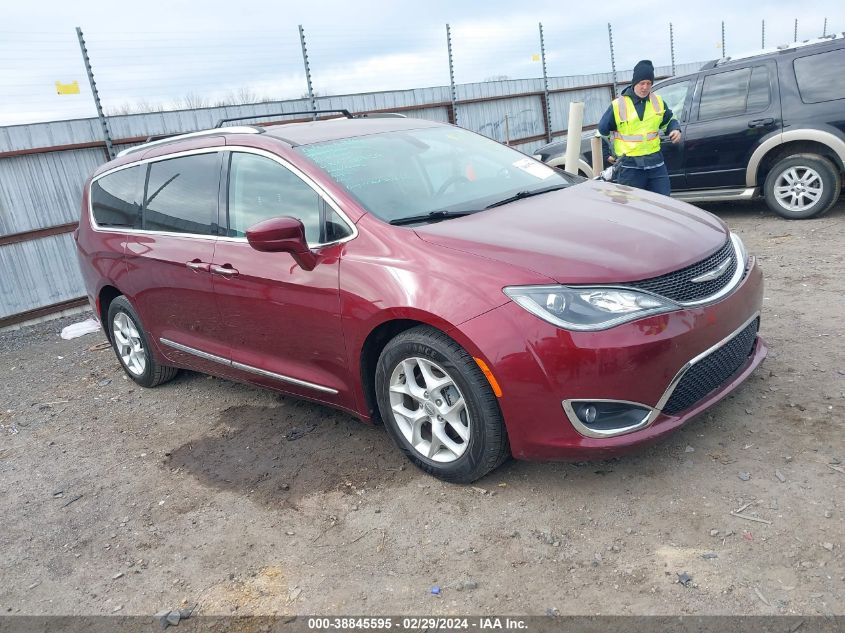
[389,210,477,226]
[485,184,569,209]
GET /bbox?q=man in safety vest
[597,59,681,195]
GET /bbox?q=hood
[412,180,729,284]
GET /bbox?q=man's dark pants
[617,162,671,196]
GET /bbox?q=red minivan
[75,113,767,482]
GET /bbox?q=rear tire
[107,296,178,388]
[763,154,841,219]
[375,326,509,483]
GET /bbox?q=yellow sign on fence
[531,54,541,62]
[55,81,81,95]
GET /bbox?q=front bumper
[453,257,766,460]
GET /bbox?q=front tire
[763,154,841,219]
[107,296,178,388]
[375,326,509,483]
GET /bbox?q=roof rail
[712,32,843,67]
[354,112,407,118]
[214,109,352,127]
[115,126,262,158]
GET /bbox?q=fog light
[563,400,654,438]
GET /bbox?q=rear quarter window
[794,48,845,103]
[91,166,142,228]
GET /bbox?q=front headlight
[503,285,678,331]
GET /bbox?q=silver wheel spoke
[113,312,146,376]
[417,359,451,392]
[388,355,471,464]
[432,423,463,458]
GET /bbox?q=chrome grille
[662,318,759,415]
[621,239,737,303]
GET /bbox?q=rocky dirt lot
[1,199,844,618]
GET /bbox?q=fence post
[721,21,726,58]
[762,20,766,49]
[446,24,458,125]
[298,25,316,120]
[669,22,676,76]
[823,17,828,37]
[607,23,618,98]
[539,22,552,142]
[75,27,114,161]
[794,18,798,42]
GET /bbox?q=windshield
[296,126,577,223]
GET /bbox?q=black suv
[535,34,845,219]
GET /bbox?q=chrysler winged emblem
[691,258,732,283]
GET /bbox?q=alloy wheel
[773,166,823,212]
[112,312,146,376]
[388,357,470,463]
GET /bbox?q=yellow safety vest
[610,93,666,157]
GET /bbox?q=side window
[227,152,351,244]
[698,67,752,120]
[91,166,142,228]
[655,80,691,121]
[142,153,220,235]
[746,66,771,112]
[794,48,845,103]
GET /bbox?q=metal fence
[1,60,710,326]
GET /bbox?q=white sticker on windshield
[512,157,556,180]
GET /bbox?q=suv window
[698,66,771,120]
[142,153,220,235]
[91,166,142,228]
[794,48,845,103]
[227,152,351,244]
[655,80,691,121]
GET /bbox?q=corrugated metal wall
[0,62,703,322]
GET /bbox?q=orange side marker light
[474,357,503,397]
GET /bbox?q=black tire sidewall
[375,328,504,482]
[764,155,839,219]
[107,296,157,387]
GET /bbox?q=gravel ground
[1,198,843,617]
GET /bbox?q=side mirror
[245,216,317,271]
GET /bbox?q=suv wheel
[763,154,841,219]
[107,296,179,388]
[375,326,509,483]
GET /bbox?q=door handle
[210,264,239,277]
[748,117,775,128]
[185,260,210,272]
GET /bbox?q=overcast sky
[2,0,842,126]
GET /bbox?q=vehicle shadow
[166,389,414,507]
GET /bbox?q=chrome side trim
[160,338,230,365]
[115,127,261,157]
[89,145,358,249]
[653,311,760,413]
[672,187,757,202]
[561,399,654,439]
[231,361,338,394]
[159,338,338,395]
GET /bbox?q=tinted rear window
[143,153,221,235]
[698,67,752,120]
[794,48,845,103]
[91,166,142,228]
